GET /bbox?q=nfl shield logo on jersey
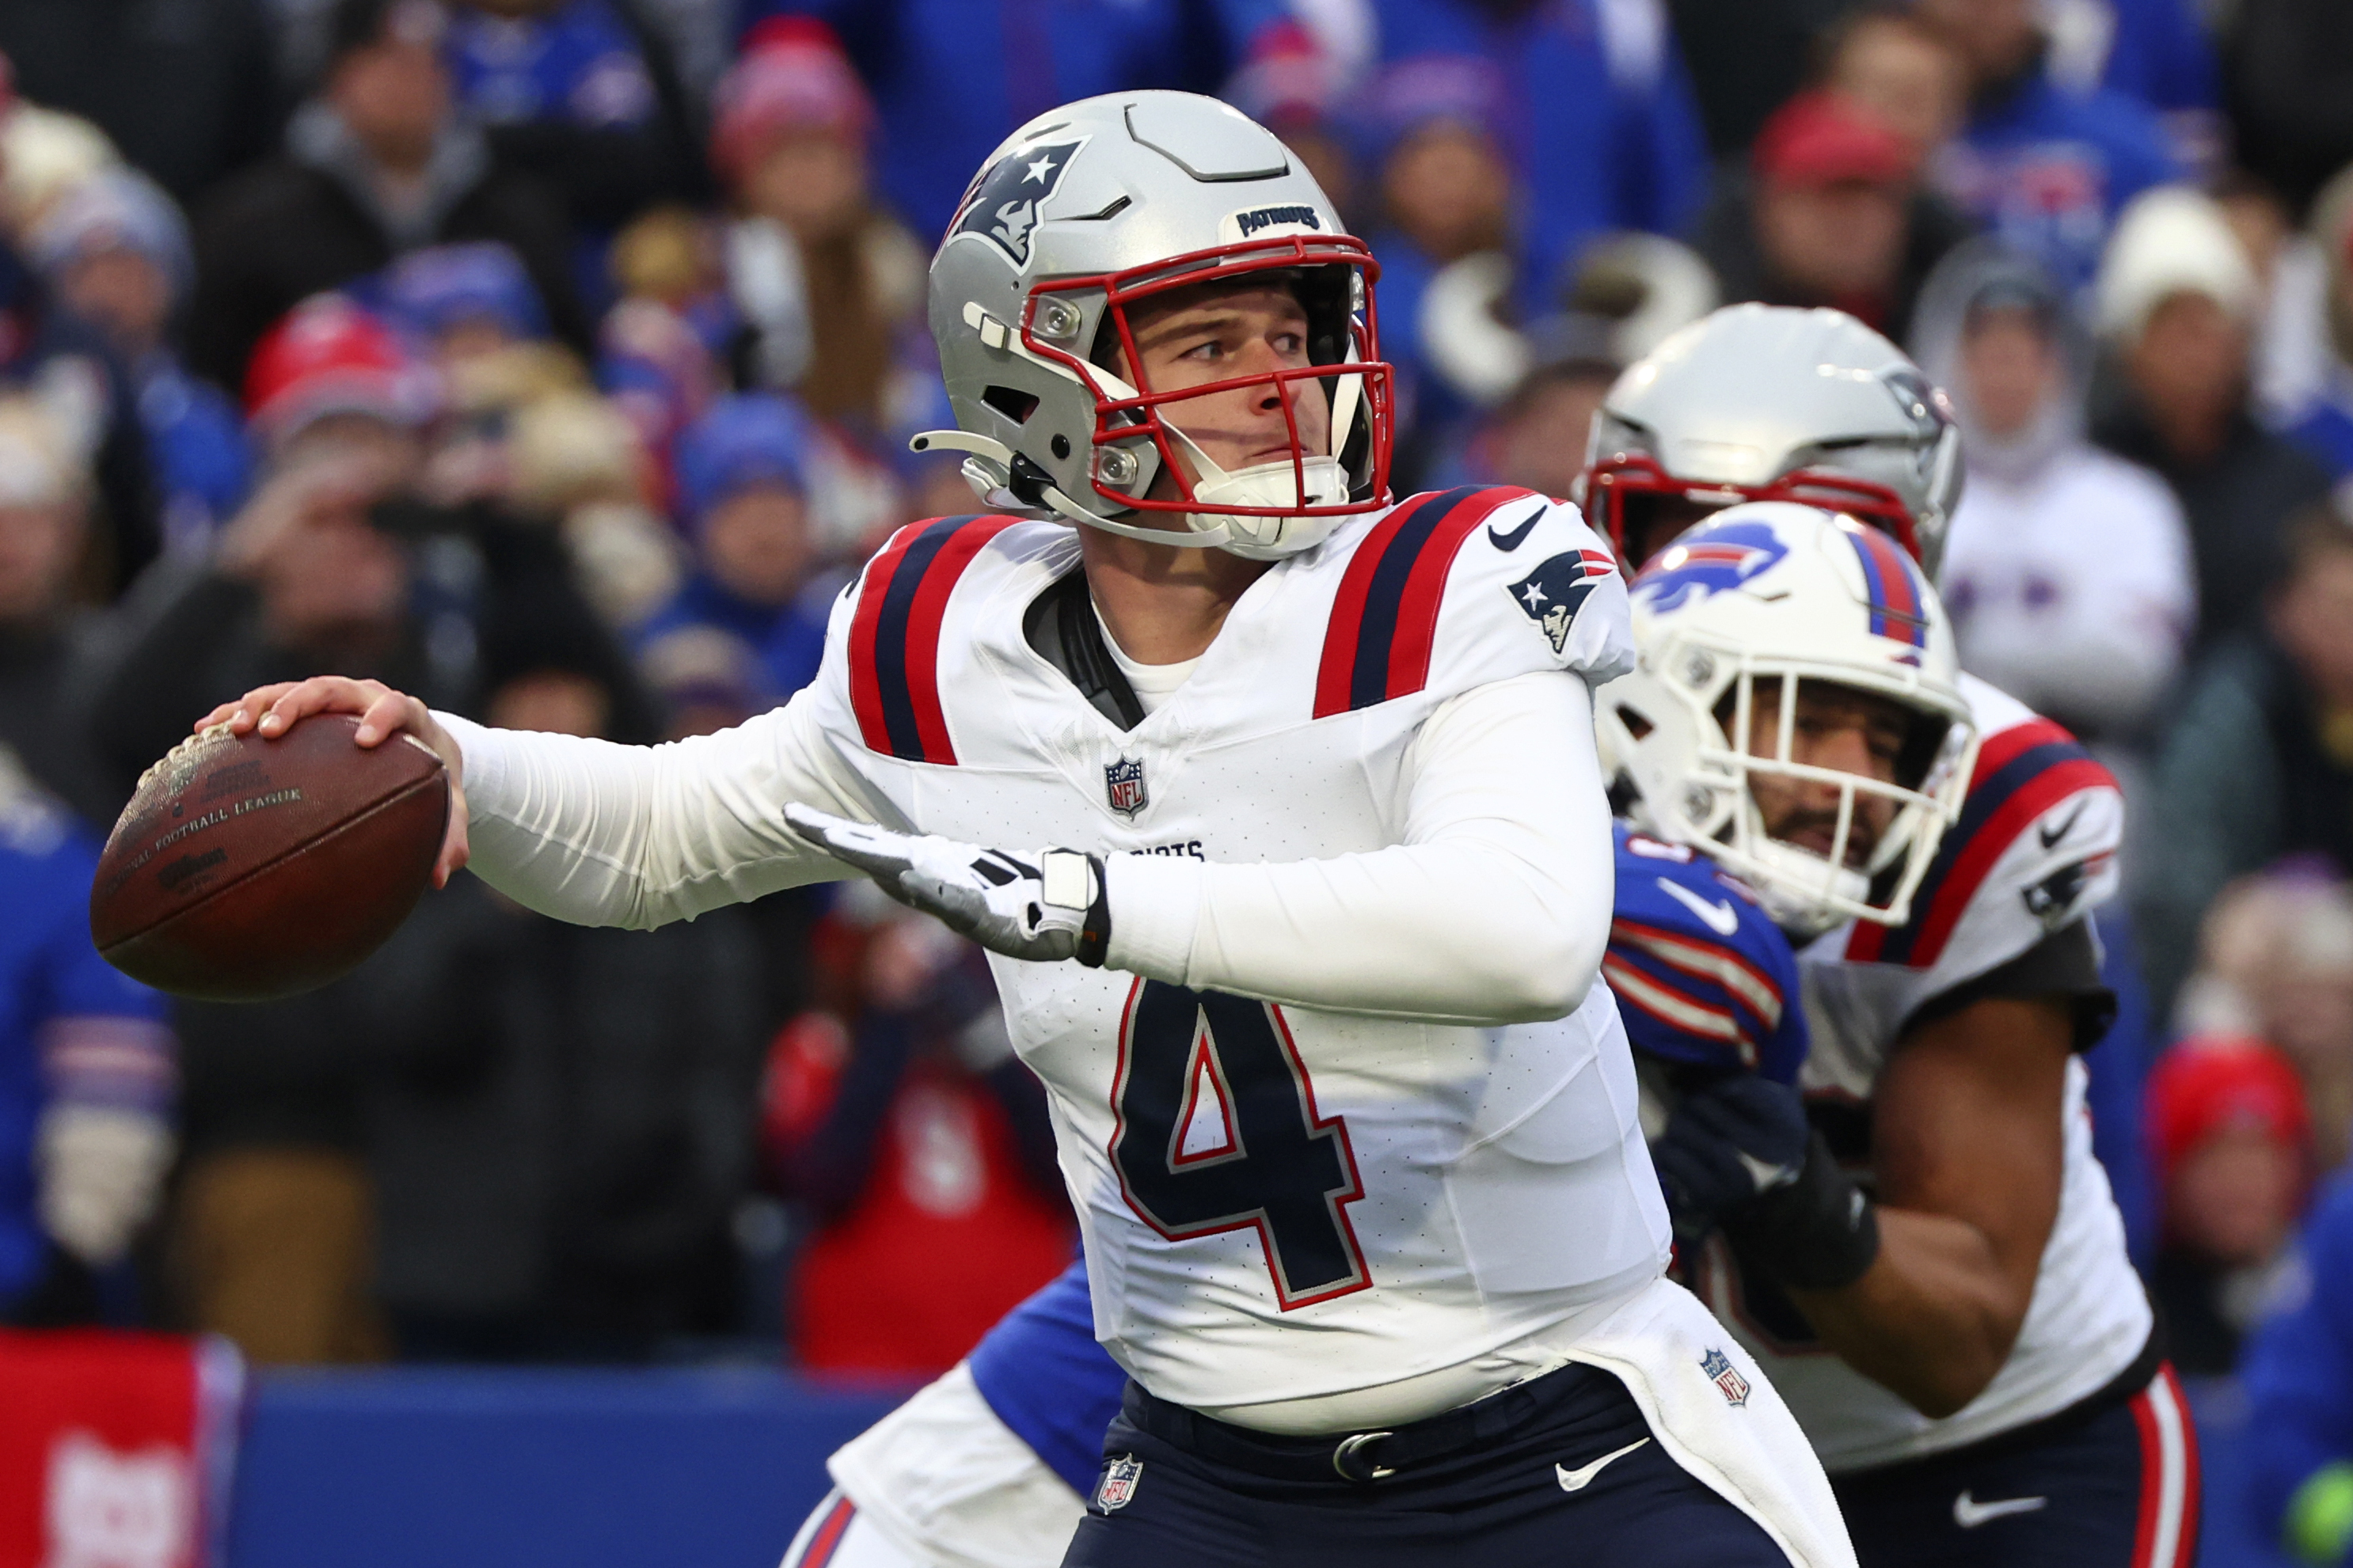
[1105,757,1148,819]
[1701,1347,1751,1408]
[1095,1454,1144,1513]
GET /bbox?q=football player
[777,734,1819,1568]
[207,96,1850,1566]
[1589,305,2196,1568]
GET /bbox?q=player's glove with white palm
[785,805,1111,966]
[1652,1076,1879,1291]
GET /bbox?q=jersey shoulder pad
[837,514,1052,765]
[1311,487,1629,719]
[1606,823,1806,1082]
[1845,697,2123,977]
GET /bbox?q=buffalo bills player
[210,96,1850,1566]
[781,810,1813,1568]
[1588,306,2195,1568]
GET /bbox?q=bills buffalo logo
[1509,550,1616,655]
[951,139,1085,265]
[1629,519,1789,614]
[1700,1347,1751,1407]
[1105,757,1148,819]
[1094,1454,1144,1513]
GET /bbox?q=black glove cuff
[1731,1129,1880,1292]
[1077,852,1111,968]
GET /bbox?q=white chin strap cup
[910,427,1349,558]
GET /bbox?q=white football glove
[36,1105,175,1266]
[784,804,1110,966]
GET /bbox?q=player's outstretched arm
[201,677,875,928]
[788,670,1616,1025]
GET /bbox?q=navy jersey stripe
[869,518,972,760]
[1346,487,1482,711]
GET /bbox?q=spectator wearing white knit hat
[30,167,254,554]
[2090,184,2332,652]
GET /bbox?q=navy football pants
[1062,1361,1789,1566]
[1834,1365,2200,1568]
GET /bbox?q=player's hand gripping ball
[90,712,450,1001]
[784,805,1109,966]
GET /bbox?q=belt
[1121,1359,1604,1487]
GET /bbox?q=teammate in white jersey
[203,96,1851,1567]
[1585,305,2197,1568]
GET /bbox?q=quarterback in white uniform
[206,96,1851,1567]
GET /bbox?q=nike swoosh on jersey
[1952,1490,2047,1528]
[1555,1437,1649,1493]
[1656,877,1741,936]
[1487,505,1544,552]
[2037,799,2088,851]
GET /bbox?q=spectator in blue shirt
[2281,163,2353,483]
[2243,1175,2353,1565]
[0,754,175,1327]
[1916,0,2182,295]
[1352,55,1520,473]
[443,0,702,232]
[28,169,253,560]
[636,392,828,716]
[1367,0,1710,311]
[2040,0,2221,173]
[738,0,1294,245]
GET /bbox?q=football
[89,716,450,1002]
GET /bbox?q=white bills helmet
[1596,502,1979,938]
[916,91,1393,560]
[1581,304,1963,577]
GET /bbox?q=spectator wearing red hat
[188,0,594,402]
[1689,88,1976,343]
[709,17,925,435]
[2146,1035,2313,1374]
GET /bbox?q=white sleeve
[437,689,878,928]
[1102,670,1614,1025]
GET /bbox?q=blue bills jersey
[960,828,1807,1499]
[1604,823,1806,1088]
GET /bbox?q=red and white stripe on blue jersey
[1846,715,2116,969]
[1842,520,1929,650]
[1602,823,1807,1084]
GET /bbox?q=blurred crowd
[1,0,2351,1523]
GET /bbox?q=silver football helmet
[916,91,1393,559]
[1580,304,1964,578]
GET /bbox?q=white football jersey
[800,489,1668,1416]
[1690,674,2150,1471]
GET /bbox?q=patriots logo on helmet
[951,139,1084,265]
[1631,519,1792,613]
[1508,549,1616,655]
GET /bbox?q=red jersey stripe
[1313,491,1440,718]
[1903,757,2113,968]
[846,523,925,757]
[899,516,1017,765]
